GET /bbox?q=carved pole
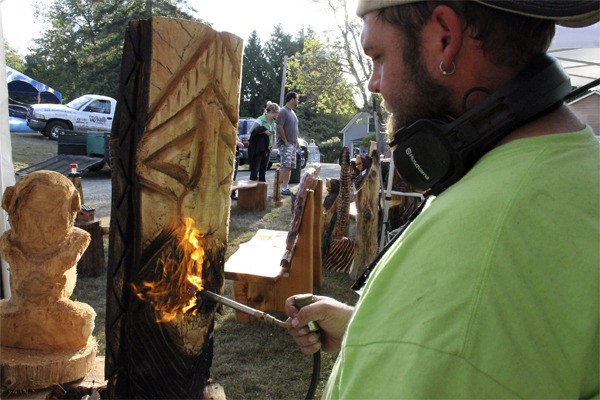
[106,17,242,398]
[325,147,355,273]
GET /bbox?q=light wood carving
[325,147,355,273]
[0,171,97,391]
[106,17,242,399]
[351,150,381,280]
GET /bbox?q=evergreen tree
[263,24,304,106]
[239,31,268,117]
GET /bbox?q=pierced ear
[2,186,16,214]
[431,5,464,64]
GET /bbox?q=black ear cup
[390,54,571,195]
[392,124,453,191]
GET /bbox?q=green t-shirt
[325,128,599,398]
[257,113,277,147]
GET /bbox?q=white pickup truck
[27,94,117,140]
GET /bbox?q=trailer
[16,130,109,176]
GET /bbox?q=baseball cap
[356,0,600,27]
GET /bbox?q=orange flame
[132,218,206,323]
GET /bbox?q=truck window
[86,100,111,114]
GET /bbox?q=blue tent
[6,66,62,103]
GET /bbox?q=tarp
[6,65,62,103]
[9,116,35,132]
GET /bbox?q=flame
[132,218,207,323]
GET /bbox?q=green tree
[287,36,355,116]
[24,0,199,101]
[263,24,304,105]
[317,0,372,110]
[239,31,268,117]
[286,36,356,145]
[4,41,25,71]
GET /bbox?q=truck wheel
[300,148,308,169]
[45,121,68,140]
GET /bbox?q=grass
[10,131,57,171]
[9,132,359,399]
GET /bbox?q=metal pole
[280,55,289,106]
[372,95,385,157]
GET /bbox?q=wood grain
[105,17,242,399]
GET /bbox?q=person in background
[231,136,244,201]
[275,92,300,196]
[308,139,319,163]
[248,101,279,182]
[285,1,599,398]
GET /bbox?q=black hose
[306,351,321,400]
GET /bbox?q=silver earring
[439,60,456,76]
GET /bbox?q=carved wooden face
[2,171,79,250]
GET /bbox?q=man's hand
[285,295,354,355]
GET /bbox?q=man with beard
[285,1,599,398]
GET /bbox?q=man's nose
[368,74,380,93]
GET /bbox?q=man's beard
[384,53,453,142]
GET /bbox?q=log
[105,17,242,399]
[273,168,283,206]
[322,178,339,235]
[351,150,380,280]
[1,338,97,392]
[76,219,105,277]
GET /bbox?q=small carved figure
[0,171,95,350]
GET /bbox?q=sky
[1,0,359,57]
[1,0,597,87]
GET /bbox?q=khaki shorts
[278,142,297,168]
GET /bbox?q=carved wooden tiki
[105,17,242,398]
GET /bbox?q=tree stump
[76,220,105,277]
[237,181,267,211]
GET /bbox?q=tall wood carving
[324,147,355,273]
[351,150,381,280]
[105,17,242,398]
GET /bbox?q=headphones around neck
[390,54,572,196]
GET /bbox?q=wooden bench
[225,168,323,321]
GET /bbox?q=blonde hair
[265,101,280,114]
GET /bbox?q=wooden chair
[224,168,323,322]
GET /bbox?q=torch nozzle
[198,289,291,329]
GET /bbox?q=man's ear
[428,5,465,72]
